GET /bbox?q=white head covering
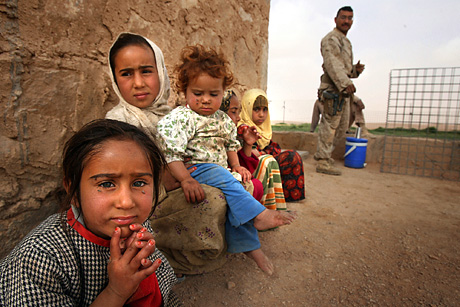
[105,32,171,139]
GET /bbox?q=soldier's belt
[323,91,345,116]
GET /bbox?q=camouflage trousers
[314,95,351,161]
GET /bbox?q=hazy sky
[267,0,460,123]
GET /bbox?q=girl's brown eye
[99,182,115,188]
[133,180,147,187]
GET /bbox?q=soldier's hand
[356,60,365,74]
[356,99,365,110]
[345,84,356,95]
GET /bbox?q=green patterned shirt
[157,106,241,168]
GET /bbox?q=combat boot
[316,160,342,175]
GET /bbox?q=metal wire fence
[268,100,388,125]
[381,67,460,181]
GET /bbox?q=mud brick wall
[0,0,270,258]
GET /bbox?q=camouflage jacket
[319,28,360,94]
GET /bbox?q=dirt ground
[173,159,460,306]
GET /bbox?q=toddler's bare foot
[253,209,296,231]
[245,249,274,275]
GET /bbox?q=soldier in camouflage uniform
[314,6,365,175]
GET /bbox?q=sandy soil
[173,159,460,306]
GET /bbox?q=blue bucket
[344,137,368,168]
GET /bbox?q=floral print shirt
[157,106,241,168]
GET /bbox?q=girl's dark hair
[174,44,234,94]
[61,119,167,216]
[253,95,268,109]
[109,33,154,83]
[220,89,236,112]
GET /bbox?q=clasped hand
[104,224,161,304]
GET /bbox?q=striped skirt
[252,154,287,210]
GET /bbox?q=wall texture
[0,0,270,259]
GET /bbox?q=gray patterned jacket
[0,212,181,306]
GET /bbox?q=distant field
[271,122,385,132]
[272,121,386,129]
[272,123,459,139]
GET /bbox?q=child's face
[226,95,241,125]
[114,45,160,109]
[186,73,224,116]
[252,106,269,126]
[77,139,154,239]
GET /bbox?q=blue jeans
[190,163,265,253]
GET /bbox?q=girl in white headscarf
[105,32,171,140]
[105,33,230,278]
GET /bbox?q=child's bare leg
[253,209,296,231]
[244,248,274,275]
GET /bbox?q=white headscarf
[105,32,171,139]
